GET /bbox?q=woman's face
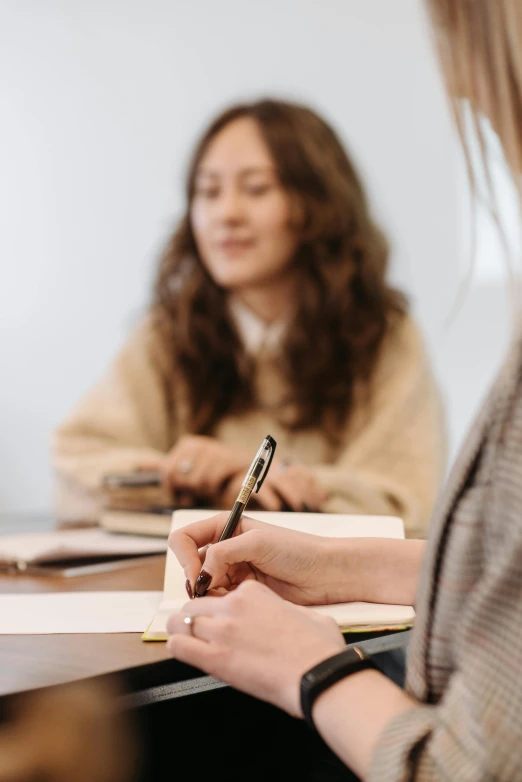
[190,117,300,292]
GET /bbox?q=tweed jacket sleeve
[369,340,522,781]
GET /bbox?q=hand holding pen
[169,509,338,607]
[193,435,277,598]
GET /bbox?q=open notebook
[142,510,415,640]
[0,528,167,575]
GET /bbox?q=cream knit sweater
[52,313,446,538]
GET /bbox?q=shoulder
[125,314,161,349]
[386,313,427,356]
[111,315,172,377]
[489,335,522,483]
[372,314,432,388]
[474,335,522,562]
[448,332,522,555]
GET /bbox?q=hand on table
[141,435,252,505]
[142,438,328,511]
[166,580,345,718]
[220,463,328,512]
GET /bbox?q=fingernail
[185,579,193,600]
[194,570,212,598]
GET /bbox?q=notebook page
[311,601,415,630]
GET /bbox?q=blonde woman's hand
[169,512,341,605]
[166,580,345,718]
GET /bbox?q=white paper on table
[0,591,163,634]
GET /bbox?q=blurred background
[0,0,512,515]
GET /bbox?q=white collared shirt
[227,296,286,356]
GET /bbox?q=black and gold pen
[194,434,277,597]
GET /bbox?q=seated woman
[52,99,445,537]
[164,3,522,781]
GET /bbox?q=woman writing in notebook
[53,100,444,537]
[166,3,522,781]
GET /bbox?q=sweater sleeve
[51,319,174,521]
[314,317,447,538]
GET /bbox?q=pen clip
[255,435,277,492]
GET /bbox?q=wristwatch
[300,646,374,730]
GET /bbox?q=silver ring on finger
[183,615,196,636]
[178,459,194,475]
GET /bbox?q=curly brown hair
[152,98,407,440]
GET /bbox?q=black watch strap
[300,646,374,730]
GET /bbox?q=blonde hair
[425,1,522,309]
[426,1,522,185]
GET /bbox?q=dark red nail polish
[194,570,212,598]
[185,579,193,600]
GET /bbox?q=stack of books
[100,471,177,537]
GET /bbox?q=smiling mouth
[218,239,255,253]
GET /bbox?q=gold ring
[183,615,196,636]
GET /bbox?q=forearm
[311,668,417,780]
[323,538,426,606]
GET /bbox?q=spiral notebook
[142,510,415,641]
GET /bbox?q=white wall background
[0,0,510,514]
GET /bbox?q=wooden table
[0,519,408,704]
[0,554,189,699]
